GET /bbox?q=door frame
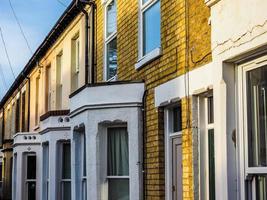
[164,105,183,200]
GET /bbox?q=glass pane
[108,179,129,200]
[27,155,36,179]
[247,66,267,167]
[62,181,71,200]
[256,175,267,200]
[173,105,182,132]
[27,181,36,200]
[106,37,117,80]
[82,180,87,200]
[83,132,86,176]
[62,143,71,179]
[208,96,214,124]
[107,127,129,176]
[208,129,215,200]
[106,0,117,38]
[142,0,149,4]
[143,0,160,55]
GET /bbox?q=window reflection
[247,65,267,167]
[143,0,160,55]
[107,37,117,80]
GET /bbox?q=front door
[172,136,183,200]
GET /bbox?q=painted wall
[28,11,88,132]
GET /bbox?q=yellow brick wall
[95,0,211,199]
[181,97,193,200]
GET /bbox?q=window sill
[135,47,162,70]
[205,0,221,7]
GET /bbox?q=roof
[0,0,84,108]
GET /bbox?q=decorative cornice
[205,0,221,7]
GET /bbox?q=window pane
[143,0,160,55]
[208,96,214,124]
[62,143,71,179]
[62,181,71,200]
[208,129,215,200]
[108,179,129,200]
[27,181,36,200]
[106,0,117,38]
[106,37,117,80]
[247,66,267,167]
[173,105,182,132]
[27,155,36,179]
[142,0,149,4]
[256,175,267,200]
[107,127,129,176]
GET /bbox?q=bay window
[105,0,117,81]
[107,127,129,200]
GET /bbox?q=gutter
[76,0,96,84]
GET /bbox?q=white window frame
[198,94,215,200]
[105,125,130,199]
[104,0,117,81]
[56,51,63,109]
[81,130,87,200]
[24,153,37,200]
[164,103,182,200]
[136,0,161,69]
[45,65,52,112]
[42,142,49,200]
[58,141,71,200]
[237,55,267,200]
[74,36,80,74]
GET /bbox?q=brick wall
[95,0,211,199]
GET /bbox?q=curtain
[107,127,129,176]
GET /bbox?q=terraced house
[2,0,266,199]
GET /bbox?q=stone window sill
[135,47,162,70]
[205,0,221,7]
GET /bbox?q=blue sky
[0,0,72,99]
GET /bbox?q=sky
[0,0,72,99]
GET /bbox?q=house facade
[1,0,266,200]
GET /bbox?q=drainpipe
[76,0,96,84]
[142,89,148,200]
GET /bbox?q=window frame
[136,0,161,69]
[104,0,118,81]
[198,94,215,200]
[45,65,52,113]
[58,141,71,200]
[71,34,80,92]
[106,126,130,199]
[237,56,267,200]
[24,153,37,200]
[56,51,63,109]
